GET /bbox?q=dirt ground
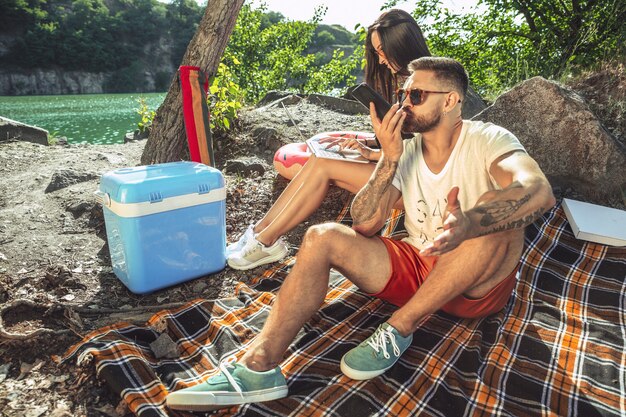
[1,68,625,416]
[0,100,370,416]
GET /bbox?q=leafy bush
[314,30,336,47]
[388,0,626,99]
[208,61,244,132]
[136,96,156,133]
[304,49,360,94]
[222,4,361,103]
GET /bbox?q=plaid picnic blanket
[60,202,626,417]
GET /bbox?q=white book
[562,198,626,247]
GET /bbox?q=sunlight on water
[0,93,165,145]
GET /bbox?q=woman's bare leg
[253,155,328,232]
[254,155,376,246]
[254,131,375,233]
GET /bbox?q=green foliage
[259,10,284,29]
[135,96,156,133]
[2,0,199,73]
[105,61,145,92]
[222,3,361,103]
[304,49,359,94]
[354,24,368,70]
[47,130,61,145]
[166,0,203,67]
[389,0,626,99]
[314,30,336,47]
[314,24,359,46]
[208,61,244,132]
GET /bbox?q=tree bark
[141,0,244,165]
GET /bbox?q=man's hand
[370,102,405,162]
[420,187,472,257]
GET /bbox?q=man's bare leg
[240,225,523,371]
[387,229,524,336]
[240,222,393,371]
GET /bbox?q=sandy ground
[0,100,369,416]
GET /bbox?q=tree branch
[582,0,599,13]
[486,30,539,43]
[512,0,539,34]
[519,0,566,39]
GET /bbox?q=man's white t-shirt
[392,120,526,250]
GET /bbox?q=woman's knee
[306,154,335,177]
[303,154,320,170]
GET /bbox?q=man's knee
[301,223,349,253]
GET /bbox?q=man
[166,57,556,412]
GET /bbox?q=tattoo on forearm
[478,207,545,236]
[475,194,531,227]
[351,158,397,224]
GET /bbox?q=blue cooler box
[96,161,226,294]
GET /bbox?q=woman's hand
[318,136,379,161]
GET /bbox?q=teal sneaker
[340,322,413,380]
[166,357,288,412]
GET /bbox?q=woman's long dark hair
[365,9,431,102]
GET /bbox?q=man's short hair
[408,57,469,98]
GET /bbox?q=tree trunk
[140,0,244,165]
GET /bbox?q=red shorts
[369,237,519,319]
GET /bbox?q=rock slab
[45,169,99,193]
[0,116,49,146]
[474,76,626,205]
[462,86,487,119]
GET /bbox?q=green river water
[0,92,165,145]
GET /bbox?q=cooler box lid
[97,162,225,218]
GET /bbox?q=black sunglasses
[396,88,454,105]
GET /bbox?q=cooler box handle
[94,190,111,207]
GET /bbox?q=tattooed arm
[420,151,556,256]
[350,102,405,236]
[351,156,402,236]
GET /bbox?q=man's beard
[402,108,441,133]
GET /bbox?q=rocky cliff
[0,68,107,95]
[0,35,176,95]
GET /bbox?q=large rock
[474,76,626,205]
[462,86,487,119]
[45,169,99,193]
[224,158,266,177]
[0,116,49,145]
[257,91,296,106]
[307,94,368,115]
[256,95,303,111]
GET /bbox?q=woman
[228,9,430,270]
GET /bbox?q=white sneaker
[226,224,255,255]
[227,236,289,270]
